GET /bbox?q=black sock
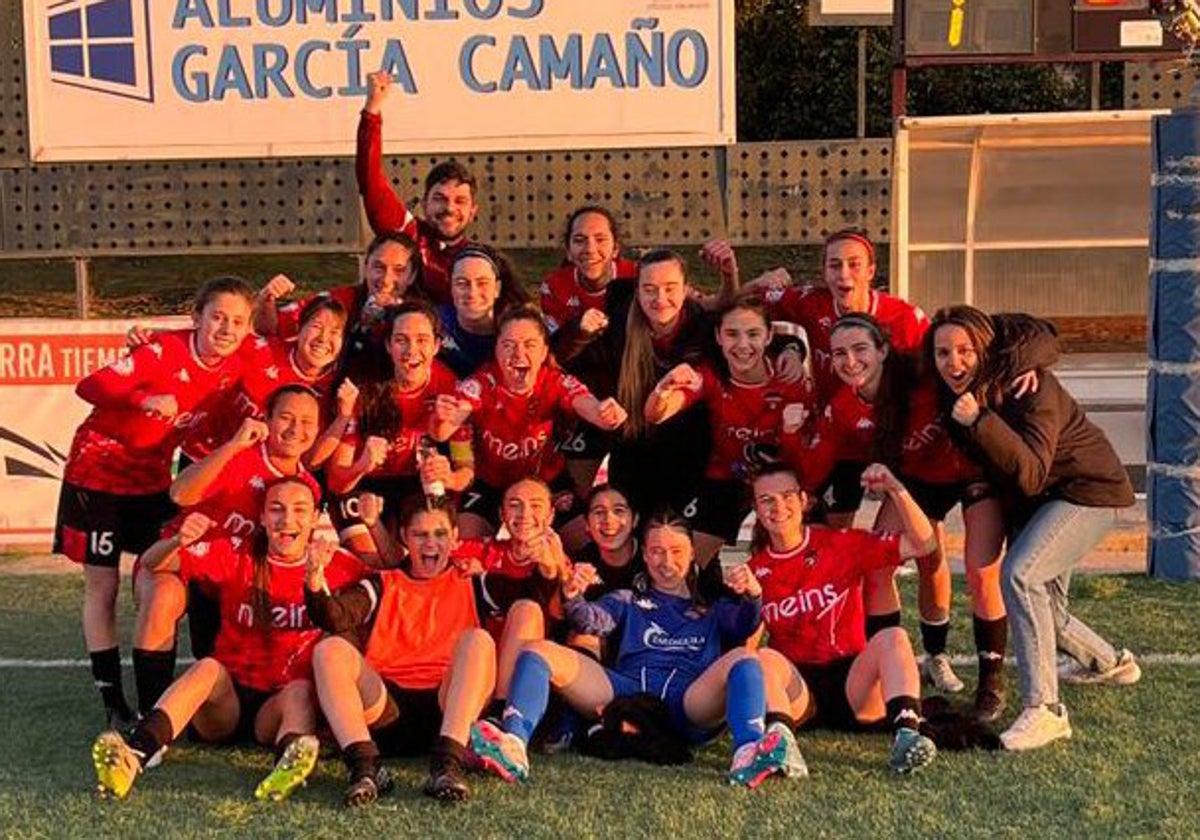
[485,697,506,722]
[127,708,175,761]
[920,619,950,657]
[865,611,901,639]
[765,712,796,731]
[132,647,177,715]
[343,740,380,782]
[885,696,922,732]
[90,647,131,718]
[973,615,1008,687]
[430,735,467,773]
[274,731,301,763]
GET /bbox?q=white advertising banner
[0,317,187,545]
[23,0,736,161]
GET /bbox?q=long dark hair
[358,301,443,440]
[639,507,705,607]
[247,476,318,631]
[830,313,919,471]
[926,305,998,412]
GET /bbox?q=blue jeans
[1002,500,1122,707]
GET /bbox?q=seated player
[305,496,565,805]
[90,478,366,801]
[470,510,806,789]
[744,465,940,774]
[130,385,325,712]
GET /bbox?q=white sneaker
[1000,705,1072,751]
[1059,649,1141,687]
[921,654,965,694]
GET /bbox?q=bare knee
[313,636,357,674]
[869,626,914,658]
[457,627,497,659]
[505,600,545,635]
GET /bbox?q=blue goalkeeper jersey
[565,588,761,690]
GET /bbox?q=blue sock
[502,651,552,744]
[727,658,767,750]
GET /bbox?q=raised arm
[356,72,416,237]
[170,418,267,506]
[861,463,936,559]
[643,363,703,426]
[140,513,215,574]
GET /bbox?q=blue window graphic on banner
[46,0,153,102]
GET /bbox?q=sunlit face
[643,524,694,591]
[752,472,806,542]
[501,480,552,545]
[422,179,478,241]
[933,324,980,395]
[717,307,771,380]
[363,241,416,304]
[586,490,636,553]
[402,509,458,579]
[637,260,687,331]
[451,256,500,323]
[194,292,252,361]
[267,392,321,459]
[388,312,439,391]
[830,326,887,399]
[824,239,876,311]
[296,307,346,372]
[568,212,617,283]
[261,481,318,559]
[496,318,548,394]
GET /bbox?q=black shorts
[329,475,422,540]
[558,422,610,461]
[372,683,443,756]
[686,478,750,545]
[819,462,867,515]
[232,680,275,743]
[53,482,176,568]
[797,657,863,732]
[459,474,582,531]
[902,476,995,522]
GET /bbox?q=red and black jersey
[457,363,591,488]
[183,336,335,460]
[539,260,639,334]
[765,286,928,401]
[65,330,243,495]
[162,444,321,544]
[676,365,818,482]
[343,361,462,479]
[356,112,471,305]
[749,527,902,666]
[275,285,360,340]
[786,379,980,491]
[178,538,366,691]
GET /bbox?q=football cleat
[254,735,319,802]
[888,726,938,774]
[92,730,142,800]
[469,720,529,783]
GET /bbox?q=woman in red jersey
[326,301,473,560]
[793,313,1053,719]
[433,304,627,542]
[744,465,939,774]
[645,298,818,566]
[540,206,640,495]
[56,277,254,727]
[90,478,367,802]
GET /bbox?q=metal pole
[857,29,868,139]
[1090,62,1101,111]
[74,257,90,319]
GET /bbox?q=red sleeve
[457,372,489,413]
[356,111,417,238]
[554,370,594,416]
[324,548,369,588]
[74,341,166,410]
[893,305,929,354]
[177,537,238,586]
[539,270,570,331]
[764,286,810,326]
[795,405,846,492]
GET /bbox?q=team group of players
[61,72,1141,807]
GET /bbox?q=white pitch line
[3,653,1200,668]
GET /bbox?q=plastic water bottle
[417,435,445,499]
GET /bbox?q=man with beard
[356,70,479,306]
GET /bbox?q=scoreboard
[899,0,1181,61]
